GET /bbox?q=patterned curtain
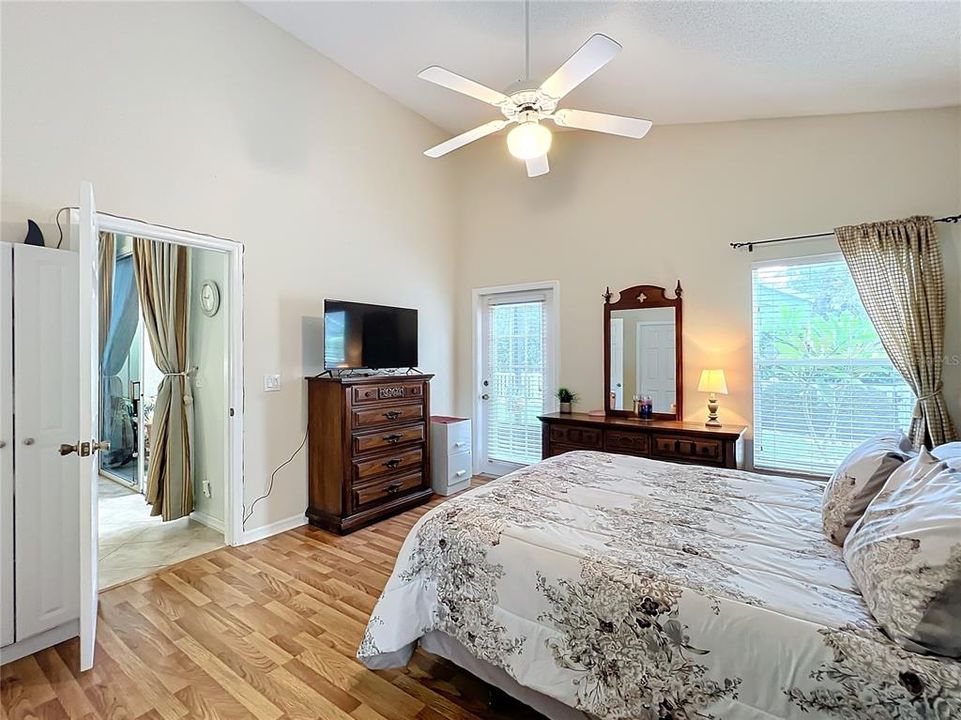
[132,238,194,520]
[835,216,958,449]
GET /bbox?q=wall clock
[200,280,221,317]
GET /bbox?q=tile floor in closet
[98,477,224,589]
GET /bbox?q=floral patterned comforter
[357,451,960,719]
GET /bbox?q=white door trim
[71,209,245,548]
[471,281,560,476]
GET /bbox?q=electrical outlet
[264,374,281,392]
[202,479,212,498]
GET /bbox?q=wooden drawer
[351,382,424,405]
[652,435,722,462]
[545,443,583,458]
[353,424,425,455]
[605,430,649,456]
[353,471,424,509]
[353,446,423,483]
[548,425,602,449]
[351,402,424,429]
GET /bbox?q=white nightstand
[430,416,472,495]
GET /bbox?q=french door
[475,284,557,476]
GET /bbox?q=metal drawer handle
[386,482,402,494]
[454,470,467,477]
[23,437,35,446]
[383,410,401,420]
[453,441,466,448]
[383,458,401,469]
[384,433,403,443]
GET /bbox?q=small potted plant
[556,387,578,414]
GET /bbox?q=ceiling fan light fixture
[506,121,552,160]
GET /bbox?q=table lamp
[697,369,728,427]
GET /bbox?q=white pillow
[932,441,961,461]
[843,450,961,657]
[822,431,913,545]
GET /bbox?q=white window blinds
[484,294,547,466]
[752,255,914,475]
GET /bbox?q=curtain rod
[730,213,961,252]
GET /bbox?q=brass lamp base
[705,393,721,427]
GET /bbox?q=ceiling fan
[419,4,652,178]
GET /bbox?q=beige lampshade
[697,369,728,395]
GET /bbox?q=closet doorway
[97,235,230,589]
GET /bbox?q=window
[752,255,914,475]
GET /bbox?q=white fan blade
[424,120,509,158]
[553,109,652,139]
[539,34,621,101]
[418,66,509,106]
[526,154,549,178]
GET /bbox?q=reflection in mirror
[609,307,677,413]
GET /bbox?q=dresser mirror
[604,283,683,419]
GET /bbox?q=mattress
[358,451,961,719]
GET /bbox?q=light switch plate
[263,374,281,392]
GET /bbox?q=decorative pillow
[822,431,913,545]
[932,441,961,461]
[843,450,961,657]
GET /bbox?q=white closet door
[0,243,13,647]
[13,243,80,640]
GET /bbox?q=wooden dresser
[306,374,434,534]
[540,412,746,469]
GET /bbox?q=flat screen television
[324,300,418,370]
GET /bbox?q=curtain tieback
[914,386,943,418]
[162,366,198,378]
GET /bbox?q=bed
[357,451,961,719]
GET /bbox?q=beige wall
[453,108,961,467]
[0,1,459,533]
[188,247,228,525]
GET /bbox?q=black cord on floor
[242,430,307,528]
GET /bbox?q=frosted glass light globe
[506,121,552,160]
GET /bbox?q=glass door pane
[481,294,548,472]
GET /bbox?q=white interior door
[13,243,80,639]
[636,321,676,413]
[609,318,624,409]
[0,243,13,648]
[78,182,102,671]
[477,289,553,476]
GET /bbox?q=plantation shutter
[752,255,915,475]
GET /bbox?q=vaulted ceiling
[248,1,961,134]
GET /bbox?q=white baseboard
[190,509,225,533]
[241,513,306,545]
[1,620,79,666]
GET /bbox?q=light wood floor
[1,479,546,720]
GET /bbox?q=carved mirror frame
[603,282,683,419]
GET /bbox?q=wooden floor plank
[2,479,545,720]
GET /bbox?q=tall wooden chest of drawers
[306,374,434,534]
